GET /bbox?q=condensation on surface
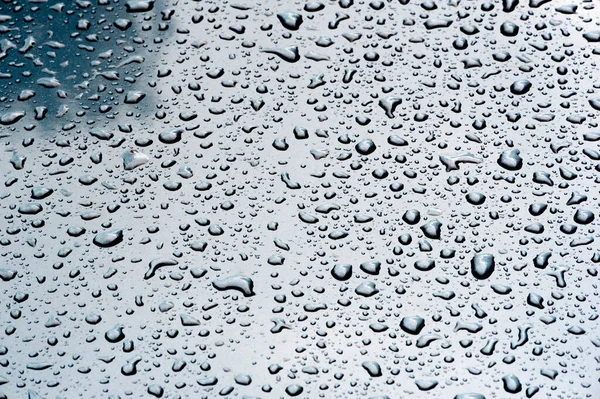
[0,0,599,398]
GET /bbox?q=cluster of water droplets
[0,0,599,397]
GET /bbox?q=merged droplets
[497,149,523,171]
[105,325,126,343]
[277,12,303,31]
[212,275,256,297]
[260,46,300,63]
